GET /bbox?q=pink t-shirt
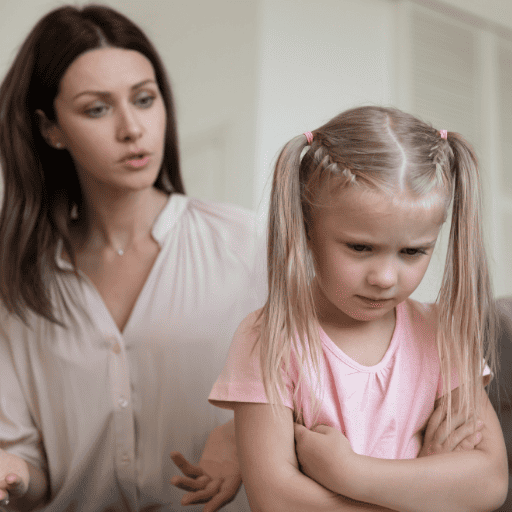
[209,299,452,460]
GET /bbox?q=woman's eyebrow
[72,79,156,100]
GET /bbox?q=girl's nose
[117,105,143,142]
[367,260,397,289]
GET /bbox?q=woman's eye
[135,94,155,108]
[85,104,109,118]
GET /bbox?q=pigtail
[259,134,323,421]
[437,133,497,422]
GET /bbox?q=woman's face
[48,47,167,194]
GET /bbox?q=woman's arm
[295,387,508,512]
[235,402,396,512]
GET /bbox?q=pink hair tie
[304,131,314,145]
[439,129,448,140]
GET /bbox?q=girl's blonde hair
[259,106,497,424]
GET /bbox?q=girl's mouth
[357,296,392,306]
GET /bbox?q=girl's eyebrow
[341,236,438,248]
[72,79,156,100]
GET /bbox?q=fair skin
[235,186,508,511]
[0,47,238,511]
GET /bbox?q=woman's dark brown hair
[0,4,185,324]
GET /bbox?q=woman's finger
[202,476,242,512]
[170,452,205,478]
[180,478,222,505]
[170,474,211,492]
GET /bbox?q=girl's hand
[0,448,30,505]
[170,452,241,512]
[294,423,355,495]
[418,402,484,457]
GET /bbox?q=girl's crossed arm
[235,402,396,512]
[295,386,508,512]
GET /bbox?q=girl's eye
[85,103,109,118]
[348,244,371,252]
[402,248,426,256]
[135,94,155,109]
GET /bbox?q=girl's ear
[35,109,65,149]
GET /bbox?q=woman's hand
[294,423,356,496]
[170,419,242,512]
[418,401,484,457]
[0,448,30,505]
[170,452,241,512]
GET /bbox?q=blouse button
[112,342,121,354]
[118,396,129,409]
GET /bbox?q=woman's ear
[35,109,65,149]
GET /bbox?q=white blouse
[0,194,266,511]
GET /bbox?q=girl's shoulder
[401,298,439,334]
[234,309,263,342]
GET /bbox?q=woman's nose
[116,105,143,142]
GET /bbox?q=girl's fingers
[456,431,482,451]
[444,418,483,451]
[311,424,331,435]
[434,411,473,446]
[170,474,211,492]
[423,404,446,444]
[180,478,222,505]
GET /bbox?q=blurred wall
[1,0,512,300]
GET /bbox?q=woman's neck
[74,186,169,256]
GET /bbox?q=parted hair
[259,105,497,425]
[0,4,184,324]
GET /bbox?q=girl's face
[45,47,166,194]
[308,186,446,327]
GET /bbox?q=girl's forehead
[315,185,448,231]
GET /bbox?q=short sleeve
[0,330,46,471]
[436,359,492,399]
[209,311,294,410]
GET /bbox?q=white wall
[253,0,397,213]
[415,0,512,30]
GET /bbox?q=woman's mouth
[123,154,150,168]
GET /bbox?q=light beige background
[1,0,511,301]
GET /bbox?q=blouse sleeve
[0,324,46,471]
[209,310,294,410]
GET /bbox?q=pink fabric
[440,129,448,139]
[304,131,314,144]
[210,299,455,460]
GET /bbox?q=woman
[0,4,263,511]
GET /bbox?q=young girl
[0,4,263,511]
[209,106,508,511]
